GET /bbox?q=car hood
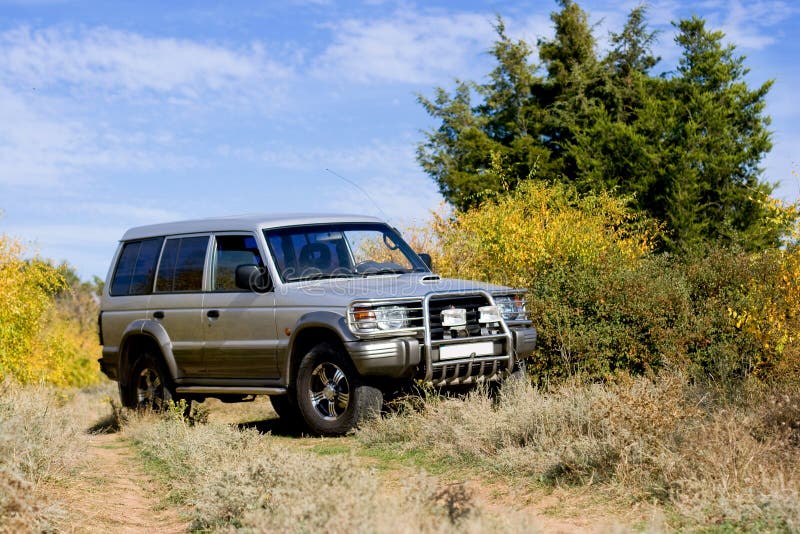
[274,272,516,307]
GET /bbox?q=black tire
[122,352,175,411]
[295,342,382,436]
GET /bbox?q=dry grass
[4,375,798,531]
[0,380,114,531]
[123,412,534,533]
[358,375,800,531]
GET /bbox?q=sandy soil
[57,432,188,533]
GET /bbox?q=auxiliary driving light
[441,307,467,327]
[478,305,502,324]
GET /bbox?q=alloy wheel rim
[136,367,164,410]
[308,362,350,420]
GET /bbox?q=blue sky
[1,0,798,278]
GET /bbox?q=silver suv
[99,214,537,435]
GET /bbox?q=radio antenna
[325,168,390,220]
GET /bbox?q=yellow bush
[430,180,657,288]
[38,307,102,388]
[0,235,66,382]
[728,248,800,378]
[0,234,101,386]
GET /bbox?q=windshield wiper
[359,268,408,277]
[286,272,355,282]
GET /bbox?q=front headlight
[494,295,527,321]
[375,305,409,330]
[352,305,409,331]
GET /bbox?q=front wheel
[295,343,382,436]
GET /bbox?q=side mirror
[235,265,272,292]
[418,253,433,271]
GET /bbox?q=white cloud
[712,0,797,49]
[0,24,302,187]
[312,10,499,85]
[0,25,293,104]
[0,85,86,186]
[3,221,122,278]
[765,130,800,200]
[0,83,199,187]
[6,223,122,246]
[311,7,558,86]
[324,171,442,224]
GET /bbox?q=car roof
[120,213,386,241]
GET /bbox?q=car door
[148,234,210,378]
[202,233,278,379]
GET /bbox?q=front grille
[428,295,490,340]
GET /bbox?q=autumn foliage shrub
[428,180,800,382]
[0,235,101,386]
[429,181,674,379]
[0,235,66,383]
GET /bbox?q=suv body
[99,214,537,434]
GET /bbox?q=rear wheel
[295,343,382,436]
[123,352,175,411]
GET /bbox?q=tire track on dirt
[60,433,188,533]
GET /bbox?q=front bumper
[345,325,537,382]
[345,336,421,378]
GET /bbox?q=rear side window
[109,237,164,296]
[155,236,209,293]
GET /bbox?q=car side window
[211,234,264,291]
[109,237,164,296]
[155,236,209,293]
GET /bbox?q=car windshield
[264,223,428,282]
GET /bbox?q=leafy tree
[417,19,548,209]
[567,4,666,224]
[538,0,597,83]
[660,17,775,251]
[607,5,659,87]
[417,2,784,252]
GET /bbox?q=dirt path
[59,433,188,533]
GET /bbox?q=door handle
[153,311,165,319]
[207,310,220,319]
